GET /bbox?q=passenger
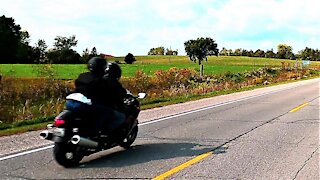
[103,62,131,132]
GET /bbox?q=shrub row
[0,67,318,126]
[121,67,318,99]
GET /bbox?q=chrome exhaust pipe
[40,130,53,140]
[71,135,98,148]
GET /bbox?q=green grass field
[0,56,318,79]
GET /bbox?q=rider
[73,57,125,135]
[103,62,133,132]
[103,62,127,111]
[75,57,109,106]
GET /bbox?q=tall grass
[121,67,319,100]
[0,77,73,126]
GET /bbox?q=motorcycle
[40,91,146,167]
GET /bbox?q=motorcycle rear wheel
[118,125,138,149]
[53,142,84,168]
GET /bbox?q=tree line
[148,47,178,56]
[0,15,137,64]
[147,43,319,62]
[219,45,320,61]
[1,15,319,65]
[0,15,95,64]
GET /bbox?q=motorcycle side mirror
[137,93,146,99]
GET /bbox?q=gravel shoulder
[0,78,319,157]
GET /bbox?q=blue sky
[1,0,319,56]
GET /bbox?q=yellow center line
[289,102,309,113]
[152,151,213,180]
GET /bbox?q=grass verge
[0,117,54,137]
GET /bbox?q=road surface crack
[293,147,319,180]
[212,111,288,152]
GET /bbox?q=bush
[122,67,317,100]
[124,53,136,64]
[46,49,81,64]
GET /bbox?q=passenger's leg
[89,104,114,135]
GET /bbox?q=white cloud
[0,0,319,56]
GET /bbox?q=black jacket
[103,76,127,111]
[74,72,127,109]
[75,72,109,106]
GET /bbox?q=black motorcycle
[40,91,146,167]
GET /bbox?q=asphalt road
[0,80,319,179]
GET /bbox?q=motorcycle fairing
[66,93,92,105]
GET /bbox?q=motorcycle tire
[53,142,84,168]
[118,125,138,149]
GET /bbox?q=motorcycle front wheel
[118,125,138,149]
[53,142,84,168]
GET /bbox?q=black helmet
[87,57,107,75]
[105,62,122,79]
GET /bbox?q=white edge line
[0,145,54,161]
[0,80,317,161]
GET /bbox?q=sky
[1,0,319,56]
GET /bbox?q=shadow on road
[78,142,227,168]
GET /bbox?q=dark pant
[93,105,126,133]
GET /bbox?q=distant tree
[277,44,293,59]
[81,48,90,63]
[81,47,99,63]
[34,39,48,63]
[265,49,276,58]
[311,49,320,61]
[165,48,173,55]
[234,48,243,56]
[0,15,22,63]
[219,47,228,56]
[184,37,218,76]
[16,30,32,63]
[156,47,164,55]
[148,46,165,55]
[247,50,254,57]
[165,48,178,56]
[20,31,30,45]
[47,35,80,64]
[124,53,136,64]
[16,42,34,63]
[254,49,265,57]
[241,49,248,56]
[47,49,81,64]
[148,48,155,55]
[14,30,43,64]
[298,47,311,60]
[227,49,233,56]
[288,52,296,60]
[53,35,77,50]
[90,47,98,57]
[298,47,320,61]
[315,49,320,61]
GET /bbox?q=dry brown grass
[0,77,73,124]
[0,67,318,126]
